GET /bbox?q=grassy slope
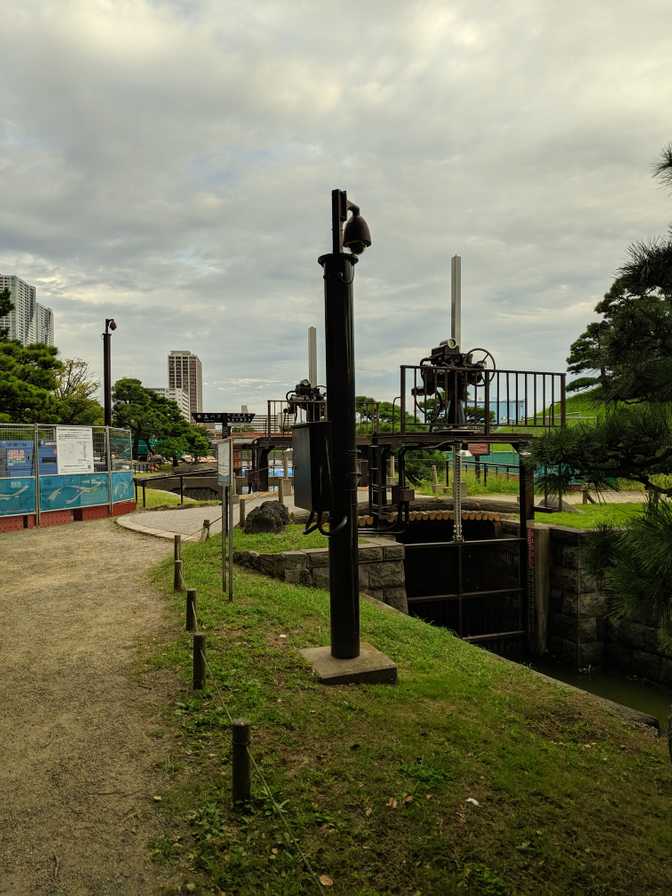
[546,503,644,529]
[148,539,672,896]
[232,525,326,553]
[140,488,218,510]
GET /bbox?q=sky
[1,0,671,412]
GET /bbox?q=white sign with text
[56,426,95,475]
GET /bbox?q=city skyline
[0,274,54,347]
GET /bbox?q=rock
[244,500,290,534]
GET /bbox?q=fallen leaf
[152,795,162,802]
[319,874,334,887]
[465,797,480,807]
[403,794,414,804]
[365,807,373,817]
[386,798,398,809]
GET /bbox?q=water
[529,657,672,730]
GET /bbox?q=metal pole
[103,330,112,428]
[221,483,227,593]
[231,720,251,806]
[106,426,113,515]
[34,423,40,526]
[452,441,463,542]
[228,455,234,603]
[451,255,461,348]
[318,193,360,659]
[308,326,318,386]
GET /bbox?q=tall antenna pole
[451,255,461,348]
[308,326,318,385]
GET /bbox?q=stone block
[617,621,660,653]
[606,643,634,673]
[299,642,397,685]
[367,561,404,589]
[282,550,308,569]
[560,545,579,570]
[357,565,370,589]
[550,568,580,597]
[304,549,329,567]
[578,641,604,668]
[284,569,303,584]
[312,567,330,590]
[632,650,662,683]
[659,658,672,686]
[577,616,598,641]
[383,544,405,560]
[357,546,384,562]
[383,587,408,613]
[578,592,608,618]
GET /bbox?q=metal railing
[398,365,566,434]
[265,399,327,436]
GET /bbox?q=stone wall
[531,523,672,686]
[233,537,408,613]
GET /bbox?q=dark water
[528,657,672,730]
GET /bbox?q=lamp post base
[299,643,397,686]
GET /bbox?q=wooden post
[431,464,438,495]
[186,589,197,632]
[174,534,182,562]
[231,720,251,806]
[278,478,285,506]
[174,559,185,592]
[239,496,247,528]
[201,519,211,542]
[193,634,206,690]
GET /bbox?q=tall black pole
[103,328,112,428]
[318,190,360,659]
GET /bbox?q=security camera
[343,208,372,255]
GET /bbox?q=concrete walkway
[117,492,297,540]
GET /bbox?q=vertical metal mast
[451,255,461,348]
[308,326,318,386]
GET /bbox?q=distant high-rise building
[147,386,192,421]
[168,350,203,415]
[0,274,54,346]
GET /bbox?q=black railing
[265,399,327,437]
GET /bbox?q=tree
[0,341,63,422]
[112,378,212,461]
[0,287,13,341]
[568,145,672,400]
[53,358,104,425]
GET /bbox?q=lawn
[544,502,645,529]
[148,537,672,896]
[233,524,326,554]
[139,488,219,510]
[417,470,521,497]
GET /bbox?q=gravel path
[0,519,175,896]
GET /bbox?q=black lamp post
[318,189,372,659]
[103,318,117,427]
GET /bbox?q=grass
[140,488,219,510]
[147,537,672,896]
[544,502,645,529]
[233,524,326,554]
[416,470,520,496]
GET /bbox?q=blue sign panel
[111,471,134,502]
[40,474,109,511]
[0,478,36,516]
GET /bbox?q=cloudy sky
[1,1,671,411]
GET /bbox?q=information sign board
[467,443,489,457]
[56,426,94,475]
[217,440,231,485]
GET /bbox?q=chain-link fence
[0,424,134,521]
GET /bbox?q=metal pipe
[308,326,318,386]
[103,330,112,428]
[451,255,461,348]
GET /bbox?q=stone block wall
[533,523,672,685]
[234,537,408,612]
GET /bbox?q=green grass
[147,540,672,896]
[417,470,520,496]
[542,502,645,529]
[233,524,326,553]
[140,488,219,510]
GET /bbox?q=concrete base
[299,642,397,685]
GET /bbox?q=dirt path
[0,519,175,896]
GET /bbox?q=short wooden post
[239,497,247,528]
[186,589,197,632]
[174,559,185,592]
[231,720,251,806]
[445,460,450,488]
[278,478,285,506]
[431,464,438,495]
[174,534,182,562]
[201,518,211,542]
[193,634,206,690]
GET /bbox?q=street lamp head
[106,318,117,332]
[343,205,372,255]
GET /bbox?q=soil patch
[0,519,175,896]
